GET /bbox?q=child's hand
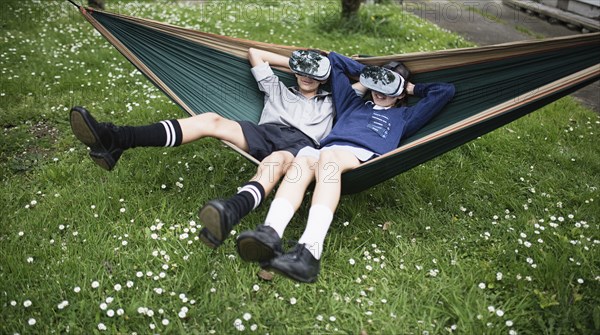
[406,82,415,95]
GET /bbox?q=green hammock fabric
[75,5,600,194]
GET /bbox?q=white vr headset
[289,50,331,81]
[359,65,405,97]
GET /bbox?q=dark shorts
[238,121,316,161]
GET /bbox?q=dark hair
[383,61,411,82]
[384,61,411,107]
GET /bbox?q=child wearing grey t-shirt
[69,48,335,248]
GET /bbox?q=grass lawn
[1,0,599,334]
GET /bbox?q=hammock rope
[71,3,600,194]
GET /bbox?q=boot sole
[266,264,318,283]
[198,228,221,249]
[70,108,102,149]
[70,108,115,171]
[237,235,276,263]
[90,151,116,171]
[198,204,226,242]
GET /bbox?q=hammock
[70,2,600,194]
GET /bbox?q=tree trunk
[341,0,361,18]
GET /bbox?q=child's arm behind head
[248,48,290,68]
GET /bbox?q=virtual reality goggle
[359,65,406,97]
[289,50,331,81]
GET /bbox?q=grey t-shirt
[251,63,334,145]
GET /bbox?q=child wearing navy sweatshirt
[236,51,455,283]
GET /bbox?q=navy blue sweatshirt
[321,52,455,156]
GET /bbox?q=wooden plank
[576,0,599,7]
[503,0,600,32]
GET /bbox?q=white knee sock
[264,198,295,238]
[298,204,334,260]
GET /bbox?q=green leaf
[593,305,600,330]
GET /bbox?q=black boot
[236,225,283,263]
[266,243,320,283]
[70,106,124,171]
[198,200,241,249]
